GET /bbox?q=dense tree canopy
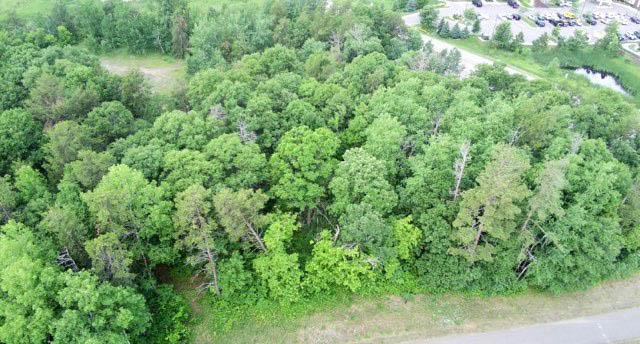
[2,0,640,342]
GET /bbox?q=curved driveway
[402,12,536,79]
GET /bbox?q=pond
[573,68,628,95]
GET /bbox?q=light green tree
[451,145,531,262]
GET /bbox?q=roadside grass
[98,50,186,94]
[433,35,551,75]
[174,273,640,343]
[532,48,640,101]
[429,34,640,103]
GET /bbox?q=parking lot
[439,0,640,44]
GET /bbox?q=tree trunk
[245,220,267,252]
[204,248,220,295]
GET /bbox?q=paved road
[400,307,640,344]
[402,13,536,79]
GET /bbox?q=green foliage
[420,6,439,31]
[204,133,267,190]
[3,3,640,338]
[491,22,514,51]
[213,188,269,251]
[0,221,57,344]
[330,148,398,217]
[82,165,175,267]
[84,101,134,150]
[303,231,373,294]
[254,214,303,304]
[393,216,422,260]
[43,120,90,183]
[595,22,622,56]
[53,271,151,343]
[0,109,42,174]
[146,285,190,344]
[0,222,151,343]
[270,126,340,213]
[451,145,531,263]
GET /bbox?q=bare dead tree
[209,104,226,121]
[432,115,443,136]
[316,206,341,243]
[329,32,344,61]
[508,127,520,146]
[452,140,471,201]
[237,121,257,143]
[192,242,220,295]
[570,133,583,154]
[56,247,79,272]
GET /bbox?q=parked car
[586,18,597,25]
[512,13,521,20]
[508,0,520,8]
[472,0,483,7]
[564,12,576,19]
[634,31,640,39]
[631,16,640,24]
[535,19,546,27]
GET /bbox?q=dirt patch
[100,58,185,92]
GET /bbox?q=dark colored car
[586,18,597,25]
[535,19,546,27]
[512,13,521,20]
[472,0,483,7]
[508,0,519,8]
[631,16,640,24]
[549,19,558,26]
[635,31,640,39]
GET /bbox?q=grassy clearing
[1,0,399,20]
[99,50,186,93]
[0,0,52,19]
[175,273,640,343]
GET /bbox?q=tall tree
[213,188,269,252]
[329,148,398,217]
[171,0,190,58]
[82,165,175,267]
[451,145,530,262]
[269,126,339,220]
[85,232,134,285]
[363,114,407,179]
[0,109,42,175]
[253,213,302,303]
[43,120,90,183]
[174,184,222,295]
[203,133,267,190]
